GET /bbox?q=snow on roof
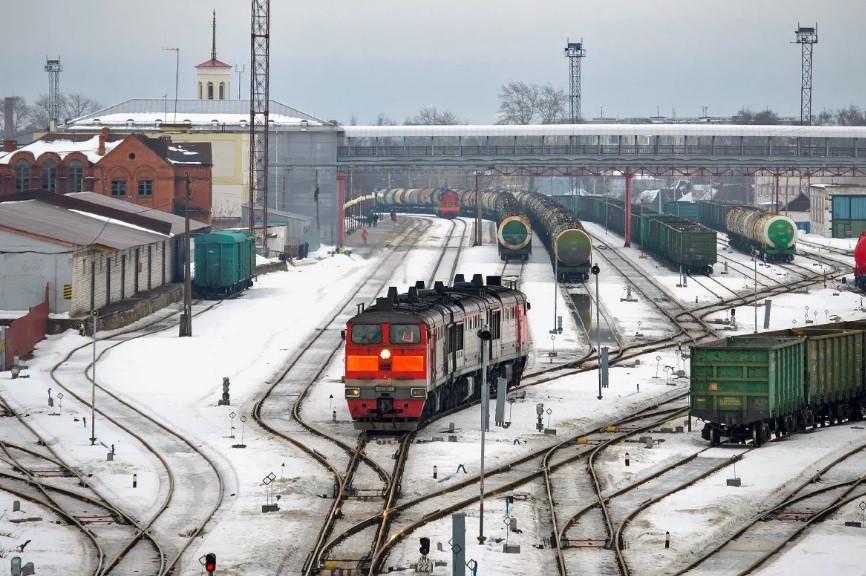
[64,99,330,129]
[69,209,171,237]
[0,135,121,165]
[70,111,319,128]
[343,123,866,139]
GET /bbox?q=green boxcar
[193,231,256,298]
[759,327,865,424]
[663,201,701,222]
[691,336,805,445]
[657,219,717,274]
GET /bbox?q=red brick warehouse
[0,127,213,224]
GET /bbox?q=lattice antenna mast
[564,40,586,122]
[249,0,270,251]
[45,56,62,125]
[794,23,818,125]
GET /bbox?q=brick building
[0,128,213,223]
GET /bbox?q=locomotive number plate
[375,386,395,392]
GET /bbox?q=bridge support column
[624,169,634,247]
[337,171,346,247]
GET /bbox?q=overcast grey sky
[2,1,865,124]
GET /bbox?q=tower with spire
[195,10,232,100]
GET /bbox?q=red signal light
[205,553,216,573]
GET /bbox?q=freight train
[373,188,533,262]
[343,274,529,431]
[514,191,592,281]
[555,195,717,275]
[192,230,256,298]
[854,230,866,291]
[693,201,797,262]
[691,321,866,446]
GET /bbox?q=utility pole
[179,173,193,337]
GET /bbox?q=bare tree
[62,93,102,121]
[498,82,566,124]
[404,106,464,125]
[375,113,398,126]
[835,104,866,126]
[28,94,53,130]
[536,85,567,124]
[497,81,537,124]
[731,107,779,125]
[0,97,33,135]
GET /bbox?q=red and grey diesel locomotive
[343,274,530,431]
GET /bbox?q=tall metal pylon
[44,56,62,124]
[794,23,818,201]
[564,40,586,123]
[794,23,818,125]
[249,0,270,252]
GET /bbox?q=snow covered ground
[1,216,865,575]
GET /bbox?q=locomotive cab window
[390,324,420,344]
[351,325,382,344]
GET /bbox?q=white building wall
[71,240,175,317]
[0,231,72,314]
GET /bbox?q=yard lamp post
[477,326,492,544]
[752,250,759,334]
[591,263,602,400]
[90,309,98,445]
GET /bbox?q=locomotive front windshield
[351,324,382,344]
[390,324,420,344]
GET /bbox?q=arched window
[219,82,225,100]
[198,82,203,99]
[14,160,30,192]
[68,160,83,193]
[41,160,57,192]
[207,82,214,100]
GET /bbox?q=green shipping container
[691,336,805,426]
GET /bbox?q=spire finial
[211,9,217,60]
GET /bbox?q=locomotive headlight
[410,387,427,398]
[380,349,392,360]
[345,387,361,398]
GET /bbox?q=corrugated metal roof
[67,192,209,235]
[0,200,167,249]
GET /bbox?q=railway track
[670,439,866,576]
[0,299,228,575]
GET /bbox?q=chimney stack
[97,127,109,156]
[4,97,14,139]
[3,139,17,153]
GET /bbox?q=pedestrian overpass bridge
[339,124,866,177]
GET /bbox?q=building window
[219,82,225,100]
[138,180,153,196]
[14,160,30,191]
[198,82,203,99]
[207,82,214,100]
[111,180,126,196]
[41,160,57,192]
[68,160,83,192]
